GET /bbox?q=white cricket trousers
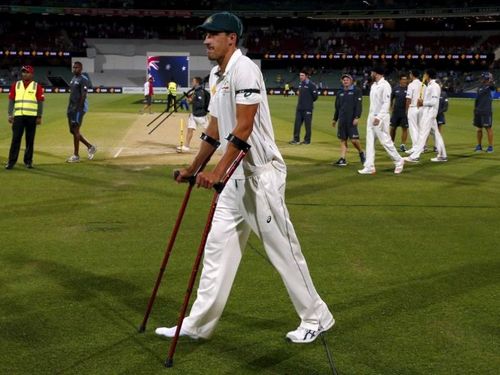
[181,162,333,339]
[407,106,422,149]
[410,108,447,159]
[364,114,403,170]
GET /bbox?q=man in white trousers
[358,66,404,175]
[405,70,423,154]
[156,12,334,344]
[404,69,447,163]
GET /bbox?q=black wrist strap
[225,133,251,152]
[200,132,220,148]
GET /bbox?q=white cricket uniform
[364,77,403,170]
[406,78,423,149]
[181,49,333,339]
[409,79,446,159]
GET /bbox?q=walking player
[66,61,96,163]
[332,73,365,166]
[176,76,210,153]
[404,69,447,163]
[405,70,423,154]
[156,11,334,343]
[390,73,409,152]
[358,66,404,175]
[289,69,318,145]
[473,72,495,153]
[5,65,44,169]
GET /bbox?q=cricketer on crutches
[154,10,334,370]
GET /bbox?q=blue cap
[197,12,243,38]
[481,72,492,80]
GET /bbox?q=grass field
[1,93,499,375]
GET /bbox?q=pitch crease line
[114,147,124,158]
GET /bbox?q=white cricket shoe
[403,156,419,163]
[394,159,405,174]
[155,326,198,340]
[404,148,414,154]
[88,145,97,160]
[176,145,191,153]
[430,156,448,162]
[66,155,80,163]
[286,318,335,344]
[357,167,376,175]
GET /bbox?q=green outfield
[1,94,499,375]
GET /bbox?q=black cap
[371,65,385,75]
[197,12,243,38]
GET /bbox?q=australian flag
[147,55,189,88]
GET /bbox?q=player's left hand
[373,118,380,126]
[36,116,42,125]
[352,118,359,126]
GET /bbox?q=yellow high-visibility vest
[14,80,38,116]
[168,82,177,96]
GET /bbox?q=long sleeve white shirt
[422,79,440,111]
[369,77,391,118]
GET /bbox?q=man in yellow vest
[6,65,44,169]
[167,79,177,112]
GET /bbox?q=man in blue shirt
[473,72,495,153]
[289,69,318,145]
[332,73,365,166]
[66,61,96,163]
[390,73,409,152]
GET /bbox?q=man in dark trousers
[332,73,365,166]
[289,69,318,145]
[473,72,495,153]
[6,65,44,169]
[66,61,96,163]
[390,73,409,152]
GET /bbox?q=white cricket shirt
[208,49,285,178]
[369,77,392,117]
[422,79,440,113]
[406,78,423,107]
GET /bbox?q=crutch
[165,142,251,368]
[138,134,220,333]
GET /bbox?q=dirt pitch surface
[108,112,219,166]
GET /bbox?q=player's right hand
[173,169,193,183]
[8,116,13,124]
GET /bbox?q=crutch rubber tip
[165,358,174,368]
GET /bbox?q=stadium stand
[0,3,497,94]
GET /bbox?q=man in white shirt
[141,75,154,114]
[156,11,334,344]
[358,66,404,174]
[404,69,447,162]
[405,70,423,154]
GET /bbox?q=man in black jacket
[290,69,318,145]
[332,73,365,166]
